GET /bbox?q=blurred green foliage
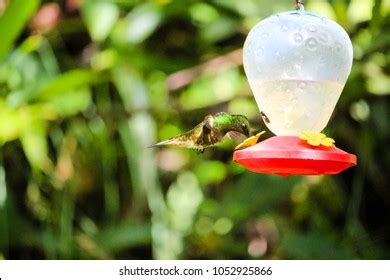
[0,0,389,260]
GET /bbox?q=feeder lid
[233,136,356,176]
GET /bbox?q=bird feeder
[233,1,357,176]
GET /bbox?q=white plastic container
[243,10,353,136]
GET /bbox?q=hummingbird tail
[149,134,196,149]
[148,139,176,148]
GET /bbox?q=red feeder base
[233,136,357,176]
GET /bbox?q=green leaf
[167,171,203,232]
[94,222,151,253]
[0,0,40,60]
[0,101,30,144]
[111,3,162,44]
[48,87,92,117]
[189,3,219,24]
[112,65,149,110]
[0,100,57,145]
[194,161,227,185]
[222,173,299,220]
[200,17,238,44]
[20,121,51,172]
[36,69,102,100]
[180,68,242,110]
[279,232,356,259]
[82,0,119,42]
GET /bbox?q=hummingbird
[150,112,251,153]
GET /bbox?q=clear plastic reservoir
[243,11,353,136]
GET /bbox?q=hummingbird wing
[150,122,205,149]
[150,114,227,152]
[203,115,224,142]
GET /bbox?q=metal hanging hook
[296,0,305,11]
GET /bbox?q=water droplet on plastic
[293,33,303,43]
[318,55,326,65]
[255,47,264,60]
[256,64,262,73]
[281,25,288,32]
[246,42,253,53]
[335,43,342,53]
[306,38,317,50]
[318,32,329,44]
[308,25,317,32]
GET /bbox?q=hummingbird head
[231,115,251,137]
[213,112,251,138]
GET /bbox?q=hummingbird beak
[243,126,250,137]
